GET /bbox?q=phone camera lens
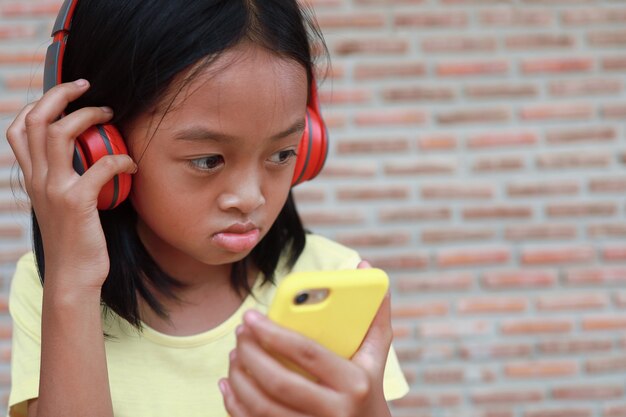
[294,292,309,305]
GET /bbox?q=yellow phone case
[268,268,389,360]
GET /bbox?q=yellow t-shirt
[8,234,409,417]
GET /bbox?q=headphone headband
[44,0,78,93]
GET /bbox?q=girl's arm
[6,80,136,417]
[221,263,395,417]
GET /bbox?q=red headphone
[44,0,329,210]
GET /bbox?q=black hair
[31,0,327,328]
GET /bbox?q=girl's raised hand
[221,261,393,417]
[5,79,136,291]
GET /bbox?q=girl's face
[124,43,308,279]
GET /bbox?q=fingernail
[243,310,264,326]
[235,325,244,336]
[229,349,237,361]
[101,106,113,113]
[75,79,89,87]
[218,379,229,395]
[360,260,372,268]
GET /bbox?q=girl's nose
[217,174,266,215]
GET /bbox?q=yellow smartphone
[267,268,389,362]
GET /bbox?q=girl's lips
[212,228,261,253]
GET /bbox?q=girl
[6,1,409,416]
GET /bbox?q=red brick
[419,320,492,339]
[603,103,626,118]
[394,11,468,27]
[0,51,45,64]
[463,205,533,220]
[334,38,409,55]
[505,361,578,378]
[588,223,626,237]
[379,206,451,223]
[300,210,366,226]
[318,88,371,105]
[422,36,496,53]
[316,13,386,29]
[393,392,461,408]
[368,253,429,270]
[473,156,525,172]
[0,98,25,114]
[602,245,626,261]
[468,131,537,148]
[521,246,595,265]
[437,61,509,77]
[319,164,377,178]
[585,355,626,374]
[353,62,426,80]
[460,342,533,360]
[320,113,347,128]
[354,0,425,3]
[546,202,616,217]
[479,10,553,26]
[482,270,557,289]
[505,224,577,240]
[437,108,510,125]
[385,160,457,175]
[538,151,610,168]
[382,85,455,102]
[336,137,410,154]
[4,73,43,90]
[521,103,594,121]
[521,58,593,74]
[524,409,592,417]
[565,266,626,286]
[603,56,626,71]
[604,403,626,417]
[588,30,626,46]
[422,367,465,384]
[471,389,544,405]
[457,296,527,314]
[392,301,449,318]
[396,272,473,292]
[505,34,575,49]
[545,126,616,144]
[552,385,623,400]
[418,135,457,151]
[292,188,326,203]
[0,2,62,16]
[0,24,37,39]
[538,338,613,354]
[549,78,622,96]
[465,84,538,99]
[437,247,510,267]
[0,224,24,239]
[337,186,410,201]
[583,315,626,331]
[590,177,626,193]
[507,181,579,197]
[354,109,428,126]
[501,319,573,335]
[537,293,608,311]
[422,228,495,243]
[562,8,626,24]
[421,184,493,199]
[336,231,411,247]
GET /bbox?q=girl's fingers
[72,154,136,205]
[6,102,38,182]
[46,106,115,180]
[24,79,91,177]
[234,327,341,416]
[242,310,369,393]
[226,352,308,417]
[352,292,393,374]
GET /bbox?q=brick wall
[0,0,625,415]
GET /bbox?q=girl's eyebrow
[173,119,306,143]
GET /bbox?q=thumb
[352,291,392,375]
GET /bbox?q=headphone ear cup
[291,107,329,186]
[73,124,132,210]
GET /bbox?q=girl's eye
[269,149,297,165]
[189,155,224,171]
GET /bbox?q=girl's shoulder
[285,233,361,274]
